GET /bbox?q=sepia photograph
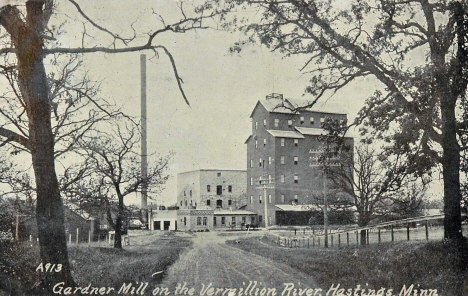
[0,0,467,295]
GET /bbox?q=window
[184,191,186,196]
[232,217,236,224]
[228,185,232,192]
[288,119,293,127]
[217,172,221,177]
[281,156,285,165]
[263,139,266,146]
[281,175,285,183]
[250,195,253,204]
[294,195,298,204]
[217,199,223,208]
[259,195,262,203]
[259,215,263,222]
[300,116,304,124]
[197,217,201,225]
[221,217,226,225]
[203,217,208,226]
[213,217,217,226]
[250,177,253,186]
[242,216,246,224]
[185,200,187,206]
[274,118,279,127]
[294,139,299,146]
[207,185,211,192]
[216,185,222,195]
[294,156,298,165]
[228,200,232,206]
[263,119,267,127]
[250,159,253,168]
[269,216,272,225]
[320,117,325,127]
[190,190,192,197]
[207,200,211,206]
[268,156,272,165]
[259,158,262,167]
[268,194,272,203]
[255,122,258,130]
[180,201,182,206]
[255,140,258,149]
[294,175,298,183]
[251,216,256,224]
[310,117,314,124]
[184,217,187,225]
[281,195,285,203]
[281,138,285,147]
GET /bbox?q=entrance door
[164,221,170,230]
[154,221,161,230]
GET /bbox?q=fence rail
[264,214,452,248]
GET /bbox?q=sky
[6,0,443,205]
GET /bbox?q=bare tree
[0,0,224,287]
[76,122,171,249]
[325,143,427,244]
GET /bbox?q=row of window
[249,194,299,204]
[250,155,299,168]
[254,138,299,149]
[250,174,299,185]
[190,216,253,226]
[255,117,325,129]
[206,185,233,194]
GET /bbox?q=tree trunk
[440,90,464,243]
[114,194,124,249]
[0,2,75,289]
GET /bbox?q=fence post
[331,234,334,248]
[406,223,410,241]
[425,221,429,240]
[308,238,310,248]
[76,228,79,244]
[366,229,369,245]
[347,232,349,246]
[338,234,341,248]
[378,228,381,243]
[313,237,315,247]
[391,225,394,242]
[88,232,91,245]
[356,231,359,245]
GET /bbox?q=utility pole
[257,176,274,228]
[323,166,329,248]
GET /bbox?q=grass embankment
[227,237,468,296]
[1,232,191,295]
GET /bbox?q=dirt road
[159,232,319,295]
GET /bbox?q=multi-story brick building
[176,169,255,230]
[245,93,353,227]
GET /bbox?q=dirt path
[159,232,319,295]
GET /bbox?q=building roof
[64,202,95,221]
[276,204,321,211]
[250,97,347,118]
[214,209,256,215]
[295,127,328,136]
[179,169,246,175]
[266,129,305,139]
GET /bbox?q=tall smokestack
[141,54,148,211]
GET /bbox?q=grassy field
[0,231,191,296]
[227,236,468,296]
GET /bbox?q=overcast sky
[8,0,442,205]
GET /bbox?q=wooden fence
[264,214,448,248]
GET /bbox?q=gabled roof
[266,129,305,139]
[250,97,347,118]
[64,202,95,221]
